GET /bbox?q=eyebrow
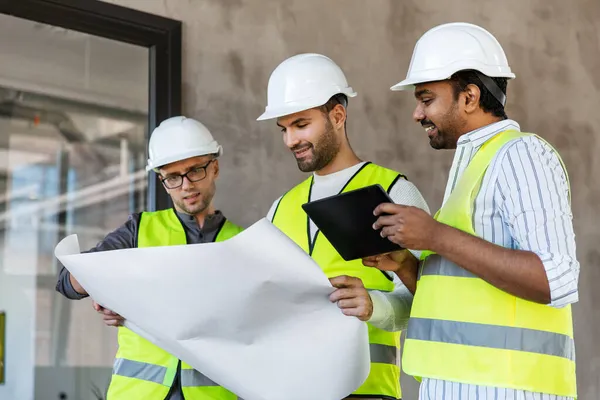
[276,117,310,128]
[414,89,434,99]
[163,162,210,177]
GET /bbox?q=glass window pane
[0,13,149,400]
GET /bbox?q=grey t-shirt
[55,209,230,400]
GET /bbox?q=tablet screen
[302,184,403,261]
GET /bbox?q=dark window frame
[0,0,181,211]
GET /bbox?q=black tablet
[301,184,404,261]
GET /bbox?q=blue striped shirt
[419,120,579,400]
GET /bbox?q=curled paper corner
[54,234,81,258]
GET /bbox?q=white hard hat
[146,116,222,172]
[391,22,515,91]
[257,53,357,121]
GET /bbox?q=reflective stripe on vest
[407,318,575,361]
[112,358,253,390]
[179,370,246,399]
[369,343,397,365]
[113,358,169,385]
[272,162,404,399]
[403,131,576,397]
[106,209,244,400]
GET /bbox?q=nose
[181,175,193,190]
[413,104,426,123]
[283,129,300,149]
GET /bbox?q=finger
[336,298,365,309]
[103,313,123,321]
[104,319,124,327]
[362,256,380,262]
[373,214,400,230]
[374,202,406,217]
[380,225,400,239]
[92,302,103,312]
[329,275,362,289]
[330,287,368,302]
[102,309,118,316]
[362,259,379,267]
[362,256,380,266]
[339,306,370,321]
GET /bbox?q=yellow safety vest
[106,208,244,400]
[403,131,577,397]
[272,162,404,399]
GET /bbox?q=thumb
[92,301,103,312]
[362,256,381,267]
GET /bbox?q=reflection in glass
[0,13,149,400]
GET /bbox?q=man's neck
[315,148,361,176]
[462,115,505,135]
[194,205,216,228]
[175,205,216,228]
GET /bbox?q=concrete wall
[104,1,600,398]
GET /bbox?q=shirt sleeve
[495,137,580,308]
[387,178,431,259]
[367,177,428,331]
[368,273,413,331]
[55,213,141,300]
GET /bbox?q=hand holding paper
[92,300,124,327]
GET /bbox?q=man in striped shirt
[367,23,579,400]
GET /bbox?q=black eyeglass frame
[160,159,215,189]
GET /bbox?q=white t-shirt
[266,161,431,331]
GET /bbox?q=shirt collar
[312,161,366,184]
[175,209,225,233]
[456,119,521,149]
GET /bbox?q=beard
[293,119,340,172]
[424,102,466,150]
[174,185,215,216]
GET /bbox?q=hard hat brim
[257,90,357,121]
[146,146,223,172]
[391,65,516,91]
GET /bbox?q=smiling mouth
[293,147,311,158]
[424,125,437,137]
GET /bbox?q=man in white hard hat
[56,116,244,400]
[369,22,579,399]
[258,53,430,400]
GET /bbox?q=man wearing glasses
[55,116,244,400]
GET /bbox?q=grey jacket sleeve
[55,213,142,299]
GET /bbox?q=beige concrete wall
[104,1,600,398]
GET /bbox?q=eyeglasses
[160,159,215,189]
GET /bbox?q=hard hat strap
[475,72,506,107]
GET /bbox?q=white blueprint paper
[54,218,370,400]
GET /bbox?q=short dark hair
[449,70,508,119]
[319,93,348,130]
[319,93,348,115]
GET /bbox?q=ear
[212,159,220,179]
[463,84,481,114]
[329,104,347,130]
